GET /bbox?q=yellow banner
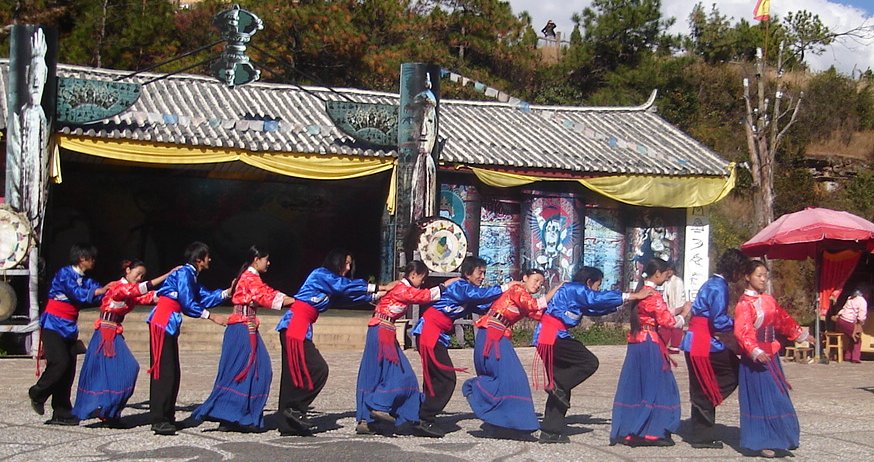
[470,164,736,208]
[57,135,397,212]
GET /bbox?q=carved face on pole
[26,29,48,106]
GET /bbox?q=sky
[508,0,874,75]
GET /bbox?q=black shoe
[281,408,316,431]
[412,421,445,438]
[30,399,45,416]
[539,430,570,444]
[151,422,177,436]
[689,439,723,449]
[370,410,396,424]
[545,387,570,410]
[45,416,79,426]
[278,427,314,437]
[652,436,676,447]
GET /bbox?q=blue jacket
[679,274,732,353]
[146,264,226,335]
[40,265,104,339]
[533,282,624,343]
[412,280,506,347]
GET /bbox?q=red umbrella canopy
[741,207,874,260]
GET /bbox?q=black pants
[684,349,739,442]
[540,337,600,434]
[149,332,181,425]
[419,342,456,422]
[29,329,77,418]
[278,332,329,414]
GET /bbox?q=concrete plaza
[1,345,873,461]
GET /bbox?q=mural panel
[479,198,520,286]
[583,206,625,291]
[521,191,581,290]
[624,209,685,291]
[438,183,480,257]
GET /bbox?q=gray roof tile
[1,62,730,176]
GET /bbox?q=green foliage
[580,0,674,72]
[782,10,834,65]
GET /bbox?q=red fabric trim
[234,321,259,383]
[376,320,400,364]
[147,297,181,380]
[533,314,564,390]
[417,309,467,397]
[688,316,723,406]
[482,322,507,359]
[46,299,78,321]
[284,301,320,390]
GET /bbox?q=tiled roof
[1,62,731,176]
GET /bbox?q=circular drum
[0,206,32,270]
[0,281,16,321]
[417,217,468,273]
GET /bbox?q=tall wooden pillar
[380,63,440,281]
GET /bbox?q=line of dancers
[27,242,807,456]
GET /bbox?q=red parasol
[741,207,874,260]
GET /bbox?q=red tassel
[284,301,319,390]
[34,330,44,377]
[147,297,182,380]
[482,323,505,359]
[98,324,117,358]
[234,324,259,383]
[687,316,724,406]
[418,309,467,397]
[532,314,563,390]
[377,321,400,364]
[765,356,792,395]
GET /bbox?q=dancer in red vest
[29,243,108,425]
[73,259,175,426]
[146,241,229,435]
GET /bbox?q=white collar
[644,280,658,288]
[72,265,85,275]
[401,278,413,287]
[118,277,127,283]
[744,289,760,296]
[246,266,258,275]
[714,273,726,280]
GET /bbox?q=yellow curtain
[57,135,397,211]
[470,164,736,208]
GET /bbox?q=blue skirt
[355,326,422,425]
[610,340,681,440]
[739,356,800,451]
[462,328,539,432]
[193,323,273,428]
[72,328,139,420]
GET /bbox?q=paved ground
[2,345,874,461]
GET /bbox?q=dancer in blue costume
[610,259,689,447]
[73,259,175,426]
[29,243,108,426]
[411,256,515,438]
[194,246,295,432]
[146,241,230,436]
[276,248,396,436]
[533,266,650,443]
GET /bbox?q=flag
[753,0,770,21]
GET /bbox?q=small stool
[824,332,845,363]
[783,343,814,363]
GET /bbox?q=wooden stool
[783,343,814,363]
[824,332,845,363]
